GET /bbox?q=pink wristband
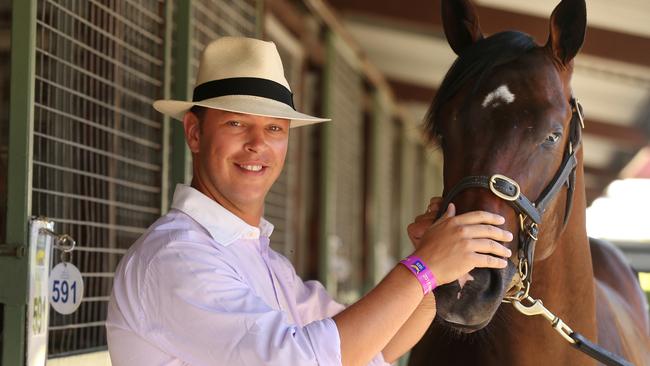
[399,255,437,295]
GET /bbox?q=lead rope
[507,295,633,366]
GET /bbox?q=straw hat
[153,36,329,128]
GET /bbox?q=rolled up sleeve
[291,262,389,366]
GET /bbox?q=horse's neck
[496,160,598,364]
[534,157,595,329]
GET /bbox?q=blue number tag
[49,263,84,315]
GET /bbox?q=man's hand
[408,197,443,249]
[411,201,513,286]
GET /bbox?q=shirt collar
[170,184,274,246]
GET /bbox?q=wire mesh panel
[264,15,304,263]
[170,0,260,183]
[325,34,364,303]
[411,145,426,213]
[190,0,258,89]
[33,0,165,356]
[371,94,397,282]
[398,127,419,258]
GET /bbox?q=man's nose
[244,127,267,153]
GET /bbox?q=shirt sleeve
[290,261,390,366]
[141,241,343,366]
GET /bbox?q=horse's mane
[425,31,537,140]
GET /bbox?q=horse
[408,0,650,365]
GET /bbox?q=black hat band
[192,77,295,110]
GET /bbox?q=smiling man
[106,37,513,366]
[187,108,290,225]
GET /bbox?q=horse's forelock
[425,31,537,141]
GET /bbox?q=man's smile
[234,161,270,175]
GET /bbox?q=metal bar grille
[171,0,260,184]
[327,35,364,303]
[372,97,397,282]
[34,0,165,356]
[265,39,301,261]
[190,0,258,90]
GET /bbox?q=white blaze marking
[482,84,515,108]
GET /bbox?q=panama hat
[153,36,329,128]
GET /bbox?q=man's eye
[227,121,241,127]
[269,125,283,132]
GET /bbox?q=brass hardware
[527,223,539,241]
[503,258,531,302]
[573,99,585,129]
[511,296,576,344]
[489,174,521,201]
[519,214,539,240]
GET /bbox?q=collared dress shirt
[107,184,389,366]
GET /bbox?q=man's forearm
[333,264,423,366]
[381,294,436,363]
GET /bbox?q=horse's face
[429,0,586,331]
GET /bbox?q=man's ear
[183,111,201,153]
[442,0,484,55]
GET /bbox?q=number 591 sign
[49,262,84,315]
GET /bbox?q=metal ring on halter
[489,174,521,201]
[573,98,585,129]
[518,214,539,241]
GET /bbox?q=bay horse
[409,0,650,365]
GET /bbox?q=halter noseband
[438,97,584,301]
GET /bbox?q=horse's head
[429,0,586,332]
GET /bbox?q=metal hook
[40,228,76,263]
[511,295,575,344]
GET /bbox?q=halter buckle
[572,98,585,129]
[489,174,521,202]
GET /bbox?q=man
[106,37,512,365]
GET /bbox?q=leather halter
[438,97,584,300]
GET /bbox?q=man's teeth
[240,164,263,172]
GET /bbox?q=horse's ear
[441,0,484,55]
[545,0,587,66]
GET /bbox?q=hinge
[0,243,26,258]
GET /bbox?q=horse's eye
[545,132,561,144]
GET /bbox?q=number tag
[49,262,84,315]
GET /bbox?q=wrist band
[399,255,437,295]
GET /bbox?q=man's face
[184,108,290,216]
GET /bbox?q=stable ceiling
[327,0,650,204]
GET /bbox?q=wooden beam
[584,119,648,149]
[388,79,436,103]
[327,0,650,67]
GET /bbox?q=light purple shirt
[107,184,388,365]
